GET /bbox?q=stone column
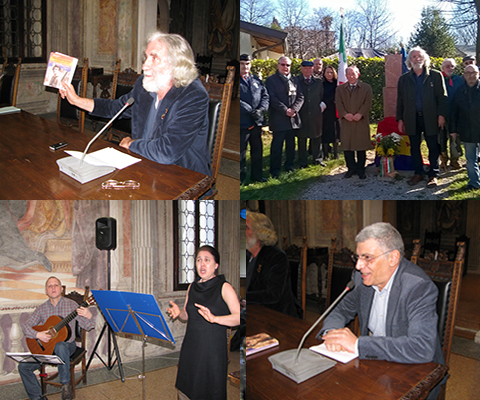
[10,314,23,373]
[383,54,404,118]
[131,201,158,295]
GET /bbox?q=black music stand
[7,352,64,397]
[91,290,175,400]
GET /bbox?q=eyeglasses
[351,250,392,265]
[101,180,140,189]
[279,63,291,67]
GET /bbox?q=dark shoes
[61,383,73,400]
[408,174,423,186]
[358,171,366,179]
[427,177,438,187]
[344,170,354,179]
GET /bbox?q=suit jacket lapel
[361,286,375,335]
[386,260,405,336]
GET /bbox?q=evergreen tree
[408,7,456,57]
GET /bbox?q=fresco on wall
[0,200,110,307]
[208,0,238,59]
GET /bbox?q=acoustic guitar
[26,295,95,355]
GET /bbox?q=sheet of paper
[65,147,141,170]
[0,106,21,115]
[309,343,358,364]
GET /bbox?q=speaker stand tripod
[86,249,125,381]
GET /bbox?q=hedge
[251,56,466,122]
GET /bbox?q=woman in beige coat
[336,66,373,179]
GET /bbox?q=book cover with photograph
[246,333,279,356]
[44,52,78,90]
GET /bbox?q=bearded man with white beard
[396,46,448,188]
[60,32,210,176]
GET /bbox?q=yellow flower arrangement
[374,132,402,157]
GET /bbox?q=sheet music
[6,352,65,365]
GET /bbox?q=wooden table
[0,111,213,199]
[247,304,448,400]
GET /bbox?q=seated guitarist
[19,276,94,400]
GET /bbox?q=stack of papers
[0,106,21,115]
[65,147,141,169]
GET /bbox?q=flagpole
[338,7,347,85]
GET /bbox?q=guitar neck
[53,300,88,332]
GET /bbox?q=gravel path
[300,151,466,200]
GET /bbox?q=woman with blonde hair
[246,211,302,318]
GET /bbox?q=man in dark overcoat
[451,64,480,190]
[265,56,304,178]
[296,60,325,168]
[240,54,269,183]
[396,46,448,187]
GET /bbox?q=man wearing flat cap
[266,56,304,178]
[240,54,269,183]
[296,60,326,168]
[463,55,476,67]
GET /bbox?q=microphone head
[346,280,355,291]
[126,98,134,106]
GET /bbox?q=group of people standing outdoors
[240,54,341,182]
[241,46,480,192]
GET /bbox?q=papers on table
[309,343,358,364]
[0,106,21,115]
[65,147,142,170]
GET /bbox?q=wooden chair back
[0,57,21,107]
[107,64,140,142]
[411,239,464,366]
[284,237,308,319]
[57,58,89,133]
[200,65,234,198]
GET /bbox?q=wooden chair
[283,237,308,319]
[0,57,22,107]
[196,53,213,76]
[326,238,359,334]
[107,63,140,143]
[423,230,442,258]
[411,239,465,400]
[200,65,235,198]
[57,58,89,133]
[41,286,90,398]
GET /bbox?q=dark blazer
[247,246,301,318]
[318,257,444,365]
[92,77,211,176]
[295,75,324,139]
[451,80,480,143]
[396,67,448,137]
[265,71,304,132]
[240,74,269,129]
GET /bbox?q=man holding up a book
[60,32,211,177]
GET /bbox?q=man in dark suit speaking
[317,222,445,399]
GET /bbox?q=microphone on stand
[268,280,355,383]
[80,97,134,166]
[56,97,135,184]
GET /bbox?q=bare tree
[355,0,398,49]
[440,0,478,45]
[240,0,275,25]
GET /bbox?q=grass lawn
[240,124,480,200]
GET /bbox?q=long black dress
[176,274,230,400]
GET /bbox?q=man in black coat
[296,60,326,168]
[246,211,302,318]
[396,47,447,188]
[266,57,304,178]
[240,54,269,183]
[450,64,480,190]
